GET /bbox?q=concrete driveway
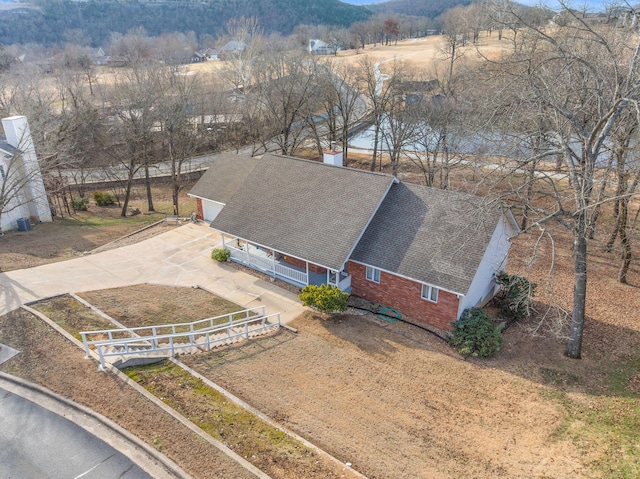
[0,223,304,323]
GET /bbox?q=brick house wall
[196,198,204,220]
[282,255,327,274]
[348,261,460,330]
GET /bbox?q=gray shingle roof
[0,137,19,156]
[188,153,258,204]
[210,154,395,271]
[350,182,502,295]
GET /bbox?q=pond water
[347,121,532,157]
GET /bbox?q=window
[421,284,438,302]
[365,266,380,283]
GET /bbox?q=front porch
[221,235,351,292]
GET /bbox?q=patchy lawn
[125,360,349,479]
[78,284,245,328]
[21,288,353,479]
[0,308,255,479]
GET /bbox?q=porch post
[326,269,330,285]
[305,261,309,285]
[272,251,276,277]
[221,233,225,248]
[245,241,250,265]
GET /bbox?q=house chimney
[2,115,52,223]
[323,149,343,167]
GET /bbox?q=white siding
[457,213,516,319]
[202,199,224,222]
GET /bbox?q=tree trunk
[618,197,631,283]
[448,43,456,84]
[120,166,135,217]
[521,158,537,230]
[370,118,381,171]
[565,217,588,359]
[169,135,179,215]
[144,164,155,212]
[605,200,620,252]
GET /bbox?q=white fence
[80,307,279,369]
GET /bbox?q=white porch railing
[226,244,309,286]
[275,263,308,284]
[80,307,265,357]
[82,311,280,370]
[337,274,352,291]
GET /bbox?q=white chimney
[2,115,53,223]
[323,149,343,167]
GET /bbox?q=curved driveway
[0,385,154,479]
[0,223,304,322]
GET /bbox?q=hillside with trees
[0,0,372,46]
[371,0,473,18]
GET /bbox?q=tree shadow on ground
[472,306,640,397]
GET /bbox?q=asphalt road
[0,386,153,479]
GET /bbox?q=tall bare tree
[485,6,640,358]
[253,51,315,156]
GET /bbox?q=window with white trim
[421,284,438,302]
[365,266,380,283]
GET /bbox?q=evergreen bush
[449,307,503,357]
[299,284,349,313]
[495,272,537,320]
[211,248,231,262]
[71,196,89,211]
[93,191,116,206]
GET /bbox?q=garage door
[202,200,224,222]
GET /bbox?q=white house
[308,39,335,55]
[0,115,52,232]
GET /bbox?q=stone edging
[20,303,271,479]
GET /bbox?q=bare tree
[108,27,154,67]
[220,16,263,96]
[253,52,315,156]
[383,17,400,46]
[159,71,206,215]
[357,57,397,172]
[101,65,168,216]
[440,6,469,84]
[485,7,640,358]
[349,21,370,51]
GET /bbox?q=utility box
[16,217,31,231]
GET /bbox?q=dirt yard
[180,312,577,479]
[0,183,197,272]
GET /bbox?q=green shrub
[211,247,231,262]
[299,284,349,313]
[71,196,89,211]
[93,191,116,206]
[449,307,503,357]
[495,272,537,320]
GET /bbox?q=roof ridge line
[264,153,394,179]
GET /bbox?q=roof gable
[210,154,395,271]
[188,153,258,204]
[350,182,503,295]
